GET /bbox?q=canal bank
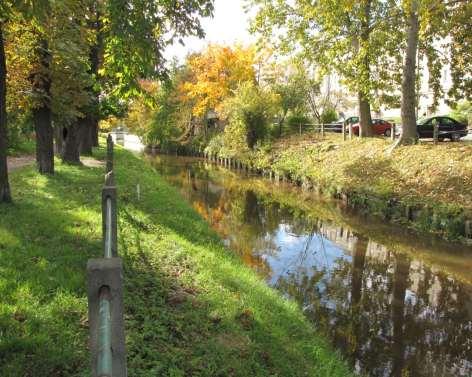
[150,154,472,377]
[0,143,352,376]
[179,133,472,243]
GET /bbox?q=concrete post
[87,258,127,377]
[349,123,353,140]
[342,123,347,141]
[321,123,325,138]
[102,179,118,258]
[433,122,439,144]
[106,134,114,174]
[391,123,396,141]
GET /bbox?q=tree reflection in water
[152,156,472,377]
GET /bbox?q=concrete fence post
[102,172,118,258]
[321,123,325,138]
[433,123,439,144]
[87,258,127,377]
[349,123,353,140]
[106,134,114,173]
[342,123,347,141]
[391,123,396,141]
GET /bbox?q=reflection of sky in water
[264,223,351,287]
[153,156,472,377]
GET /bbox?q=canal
[150,154,472,377]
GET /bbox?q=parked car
[416,116,467,141]
[325,116,359,133]
[351,118,393,136]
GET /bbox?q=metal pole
[105,197,112,258]
[97,286,113,377]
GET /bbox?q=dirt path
[7,155,35,172]
[7,155,104,172]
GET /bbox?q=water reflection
[152,155,472,377]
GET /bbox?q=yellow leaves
[178,44,256,117]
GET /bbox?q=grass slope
[0,144,352,377]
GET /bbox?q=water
[150,155,472,377]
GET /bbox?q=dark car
[417,116,467,141]
[325,116,359,133]
[351,118,393,136]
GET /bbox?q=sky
[164,0,255,62]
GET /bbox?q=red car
[351,118,393,136]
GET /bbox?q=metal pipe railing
[87,134,126,377]
[104,197,113,259]
[97,286,113,377]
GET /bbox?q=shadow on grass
[0,163,106,376]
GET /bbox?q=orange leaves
[178,44,256,118]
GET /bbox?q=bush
[285,114,311,135]
[221,82,273,152]
[320,107,338,124]
[450,100,472,126]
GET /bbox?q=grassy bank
[206,133,472,241]
[0,144,352,376]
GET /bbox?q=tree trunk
[0,24,11,203]
[90,4,103,148]
[31,39,54,174]
[54,125,63,156]
[33,106,54,174]
[398,2,420,145]
[80,114,94,155]
[358,0,373,137]
[358,93,373,137]
[62,122,82,164]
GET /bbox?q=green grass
[7,137,35,156]
[0,144,352,376]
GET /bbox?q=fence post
[299,123,302,136]
[321,123,325,138]
[433,122,439,144]
[391,123,396,141]
[342,123,347,141]
[87,258,127,377]
[349,123,353,140]
[106,134,114,173]
[102,172,117,258]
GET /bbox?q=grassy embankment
[209,133,472,241]
[0,143,353,376]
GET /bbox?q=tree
[0,22,11,202]
[265,61,308,137]
[447,1,472,103]
[395,0,448,146]
[179,44,256,118]
[249,0,396,137]
[398,0,421,145]
[221,82,274,151]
